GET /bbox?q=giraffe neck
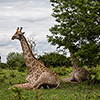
[20,36,38,71]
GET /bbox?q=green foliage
[0,63,8,69]
[50,66,73,75]
[10,71,16,78]
[89,65,100,80]
[75,43,100,67]
[0,74,7,83]
[0,68,7,83]
[6,52,26,72]
[47,0,100,67]
[38,52,71,68]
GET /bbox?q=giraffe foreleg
[31,72,49,89]
[7,83,33,90]
[31,72,60,89]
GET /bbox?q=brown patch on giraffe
[25,46,28,50]
[26,60,30,64]
[39,65,45,72]
[36,69,39,73]
[23,52,27,55]
[26,50,29,53]
[28,65,32,69]
[24,58,27,62]
[28,53,32,58]
[30,67,36,73]
[28,58,32,62]
[32,62,35,67]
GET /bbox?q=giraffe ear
[23,32,25,34]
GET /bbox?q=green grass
[0,69,100,100]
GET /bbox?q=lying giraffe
[61,67,91,83]
[8,27,60,90]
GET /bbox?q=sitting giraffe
[8,27,60,90]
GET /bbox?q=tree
[0,55,1,63]
[47,0,100,69]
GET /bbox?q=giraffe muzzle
[11,36,15,40]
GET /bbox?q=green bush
[0,69,7,83]
[6,52,26,72]
[38,52,72,68]
[0,63,8,69]
[89,65,100,80]
[50,66,73,75]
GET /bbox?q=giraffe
[61,67,91,83]
[8,27,60,90]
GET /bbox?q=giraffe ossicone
[8,27,60,90]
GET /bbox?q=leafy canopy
[47,0,100,67]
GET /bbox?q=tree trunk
[69,51,78,69]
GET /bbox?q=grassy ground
[0,69,100,100]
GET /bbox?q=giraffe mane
[23,36,44,65]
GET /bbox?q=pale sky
[0,0,57,62]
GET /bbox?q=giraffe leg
[7,83,33,90]
[30,72,48,89]
[46,85,50,89]
[74,73,82,82]
[32,79,44,89]
[31,72,59,89]
[54,80,60,89]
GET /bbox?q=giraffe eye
[18,34,22,36]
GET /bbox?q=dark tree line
[4,52,71,71]
[38,52,71,67]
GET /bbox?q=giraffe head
[11,27,25,40]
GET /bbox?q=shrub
[50,66,73,75]
[6,52,26,71]
[0,63,8,69]
[89,65,100,80]
[38,52,72,68]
